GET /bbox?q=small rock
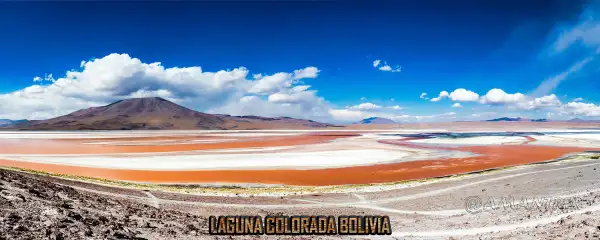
[14,225,28,231]
[67,211,83,221]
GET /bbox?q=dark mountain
[531,118,548,122]
[485,117,552,122]
[16,97,338,130]
[354,117,396,124]
[567,118,600,123]
[485,117,525,122]
[568,118,585,122]
[0,119,27,127]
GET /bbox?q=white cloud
[449,88,479,102]
[32,74,56,83]
[373,60,401,72]
[479,88,526,105]
[292,66,320,80]
[328,109,372,122]
[328,108,457,123]
[470,112,496,118]
[552,3,600,53]
[573,97,584,101]
[378,65,402,72]
[348,102,382,111]
[390,98,395,102]
[535,4,600,96]
[379,65,392,71]
[420,92,429,100]
[560,101,600,117]
[0,53,331,121]
[239,95,259,103]
[430,91,449,102]
[388,105,403,110]
[553,22,600,53]
[518,94,562,110]
[248,66,319,95]
[421,85,599,119]
[532,56,594,96]
[247,73,291,94]
[267,88,320,105]
[360,97,367,101]
[393,112,456,121]
[373,60,381,67]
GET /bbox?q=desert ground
[2,123,600,239]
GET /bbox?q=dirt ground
[0,169,206,240]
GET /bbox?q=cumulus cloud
[422,85,600,119]
[32,74,56,83]
[449,88,479,102]
[378,65,402,72]
[373,60,381,67]
[560,101,600,117]
[328,109,372,122]
[379,65,392,71]
[249,66,319,95]
[348,102,382,111]
[479,88,526,105]
[392,112,456,121]
[0,53,330,121]
[373,60,402,72]
[426,88,479,102]
[292,66,320,80]
[430,91,449,102]
[5,53,456,123]
[328,108,456,123]
[517,94,562,110]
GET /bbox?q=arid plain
[2,123,600,239]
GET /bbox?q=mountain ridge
[13,97,339,130]
[354,117,397,124]
[485,117,548,122]
[0,119,27,127]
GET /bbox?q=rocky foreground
[2,165,600,239]
[0,169,206,240]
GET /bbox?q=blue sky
[1,1,599,122]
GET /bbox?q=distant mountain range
[9,97,340,130]
[567,118,600,123]
[485,117,548,122]
[0,119,27,127]
[483,117,600,123]
[4,102,599,130]
[354,117,397,124]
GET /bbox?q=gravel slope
[0,169,206,239]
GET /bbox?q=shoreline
[1,152,597,197]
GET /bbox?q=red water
[0,134,595,186]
